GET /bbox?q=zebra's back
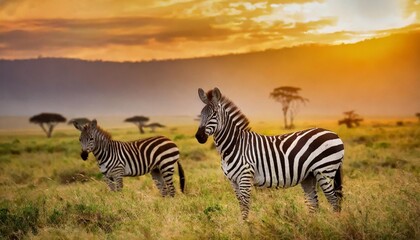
[247,128,344,188]
[122,136,179,176]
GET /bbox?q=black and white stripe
[74,119,185,196]
[195,88,344,219]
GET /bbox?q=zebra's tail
[334,164,343,199]
[177,161,185,193]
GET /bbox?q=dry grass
[0,121,419,239]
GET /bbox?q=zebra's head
[195,87,222,144]
[74,119,98,161]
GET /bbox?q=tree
[270,86,308,129]
[29,113,66,138]
[68,118,90,126]
[338,111,363,128]
[194,115,201,122]
[125,116,149,134]
[146,122,165,133]
[416,113,420,122]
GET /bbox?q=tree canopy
[338,111,363,128]
[270,86,308,129]
[125,116,149,123]
[30,113,66,124]
[194,115,201,122]
[29,113,66,138]
[146,122,165,133]
[125,116,149,134]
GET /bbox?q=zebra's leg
[151,169,167,196]
[109,167,125,191]
[114,174,124,191]
[300,174,319,212]
[230,181,242,203]
[161,167,176,197]
[315,171,341,212]
[104,175,116,191]
[106,174,124,191]
[230,181,251,219]
[236,177,253,220]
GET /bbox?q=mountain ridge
[1,31,419,120]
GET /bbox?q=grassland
[0,120,419,239]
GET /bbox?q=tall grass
[0,121,419,239]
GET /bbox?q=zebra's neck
[92,127,113,163]
[213,99,250,160]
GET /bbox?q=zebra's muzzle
[81,150,89,160]
[195,127,208,144]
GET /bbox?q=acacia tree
[338,111,363,128]
[416,113,420,122]
[29,113,66,138]
[125,116,149,134]
[146,122,165,133]
[270,86,308,129]
[194,115,201,122]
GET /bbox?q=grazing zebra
[195,88,344,220]
[74,119,185,196]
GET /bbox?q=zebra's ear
[212,87,222,103]
[90,119,97,128]
[73,122,84,131]
[198,88,209,104]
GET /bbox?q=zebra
[195,88,344,220]
[74,119,185,196]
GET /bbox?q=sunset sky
[1,0,419,61]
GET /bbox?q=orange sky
[0,0,419,61]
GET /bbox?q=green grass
[0,121,419,239]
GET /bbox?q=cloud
[0,14,336,54]
[404,0,420,20]
[0,17,234,50]
[0,0,418,61]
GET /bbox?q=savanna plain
[0,120,419,240]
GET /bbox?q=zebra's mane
[219,95,251,132]
[94,125,113,140]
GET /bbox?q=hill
[1,31,419,123]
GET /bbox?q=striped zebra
[74,119,185,196]
[195,88,344,220]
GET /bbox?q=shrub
[174,134,187,141]
[352,135,376,147]
[375,142,390,149]
[204,204,222,220]
[73,203,119,233]
[10,171,33,184]
[381,157,408,169]
[48,209,65,226]
[0,143,21,155]
[54,168,99,184]
[182,148,207,161]
[0,204,40,239]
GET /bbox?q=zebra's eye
[89,137,94,141]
